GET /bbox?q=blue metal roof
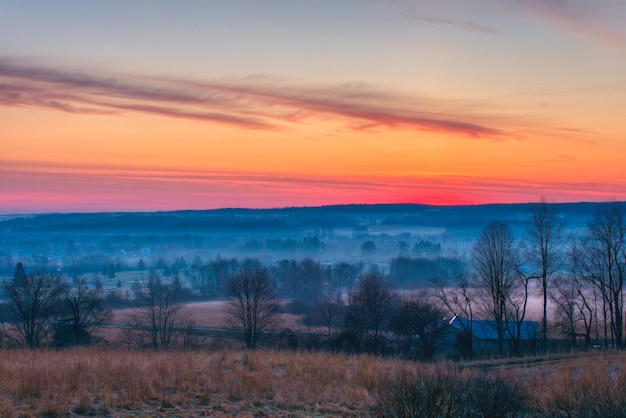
[448,316,539,341]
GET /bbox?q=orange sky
[2,1,626,213]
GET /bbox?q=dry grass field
[0,348,625,417]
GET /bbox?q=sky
[2,0,626,214]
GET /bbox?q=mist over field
[0,203,592,318]
[0,202,592,276]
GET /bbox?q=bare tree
[562,237,595,349]
[431,270,475,358]
[133,270,187,350]
[581,202,626,348]
[224,265,281,349]
[472,221,521,356]
[311,292,344,340]
[349,272,395,354]
[390,295,445,360]
[551,272,594,350]
[331,262,362,302]
[2,267,65,348]
[525,197,563,351]
[53,276,112,347]
[505,268,533,356]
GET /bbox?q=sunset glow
[2,1,626,213]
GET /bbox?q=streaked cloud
[2,160,624,214]
[399,1,626,50]
[410,15,503,35]
[0,57,526,138]
[495,0,626,51]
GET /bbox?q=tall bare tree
[2,267,65,348]
[133,271,187,350]
[551,267,594,350]
[472,221,521,356]
[311,292,344,340]
[505,268,533,356]
[349,272,395,354]
[525,197,563,351]
[331,261,362,303]
[582,202,626,348]
[431,271,475,358]
[224,265,281,349]
[53,276,111,347]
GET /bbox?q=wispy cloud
[412,15,503,35]
[0,57,523,138]
[2,160,624,213]
[497,0,626,51]
[0,160,412,213]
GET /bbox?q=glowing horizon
[2,1,626,214]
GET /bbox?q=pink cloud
[0,58,527,138]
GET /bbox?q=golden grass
[0,348,380,417]
[0,348,625,417]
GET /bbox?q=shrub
[458,372,529,417]
[374,365,530,418]
[374,366,460,418]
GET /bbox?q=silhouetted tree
[186,262,212,297]
[392,297,445,360]
[473,221,521,356]
[308,292,344,340]
[431,270,475,358]
[133,271,187,350]
[330,262,362,302]
[348,272,395,354]
[551,246,595,350]
[2,267,65,348]
[578,202,626,348]
[224,264,281,349]
[209,256,240,295]
[53,276,111,347]
[525,197,563,351]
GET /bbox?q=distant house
[441,316,539,358]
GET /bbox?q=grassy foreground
[0,348,625,417]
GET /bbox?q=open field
[111,300,305,330]
[0,348,625,417]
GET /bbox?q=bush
[459,372,529,417]
[375,367,460,418]
[374,366,530,418]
